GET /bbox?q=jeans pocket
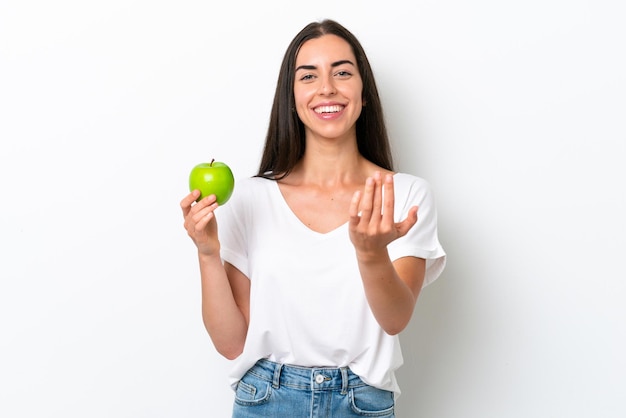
[234,375,272,407]
[349,385,395,417]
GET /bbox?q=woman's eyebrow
[331,59,355,68]
[295,60,356,72]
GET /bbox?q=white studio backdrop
[1,1,624,417]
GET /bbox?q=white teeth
[314,105,343,114]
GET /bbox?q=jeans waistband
[246,359,368,394]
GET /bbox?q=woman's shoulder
[220,176,276,214]
[229,175,277,201]
[391,172,436,205]
[393,172,431,188]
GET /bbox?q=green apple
[189,159,235,205]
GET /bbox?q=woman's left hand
[349,172,418,258]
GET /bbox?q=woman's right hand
[180,190,220,256]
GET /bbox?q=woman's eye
[335,70,352,78]
[300,74,315,81]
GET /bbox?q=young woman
[181,19,446,418]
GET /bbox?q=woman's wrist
[355,247,390,265]
[197,249,222,265]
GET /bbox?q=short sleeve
[387,174,446,287]
[216,178,251,279]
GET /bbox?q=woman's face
[293,34,363,143]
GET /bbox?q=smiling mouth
[314,105,344,114]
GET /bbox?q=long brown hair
[256,19,393,179]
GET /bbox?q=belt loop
[272,363,283,389]
[340,367,349,395]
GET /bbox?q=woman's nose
[319,77,336,95]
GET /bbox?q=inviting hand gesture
[348,172,418,258]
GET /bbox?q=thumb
[394,206,418,237]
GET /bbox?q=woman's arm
[349,172,424,335]
[355,252,425,335]
[181,190,249,359]
[197,255,249,359]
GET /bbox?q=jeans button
[315,374,325,384]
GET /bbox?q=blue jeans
[232,359,395,417]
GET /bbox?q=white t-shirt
[217,173,446,397]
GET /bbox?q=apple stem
[210,158,215,167]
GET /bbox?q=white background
[1,1,625,417]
